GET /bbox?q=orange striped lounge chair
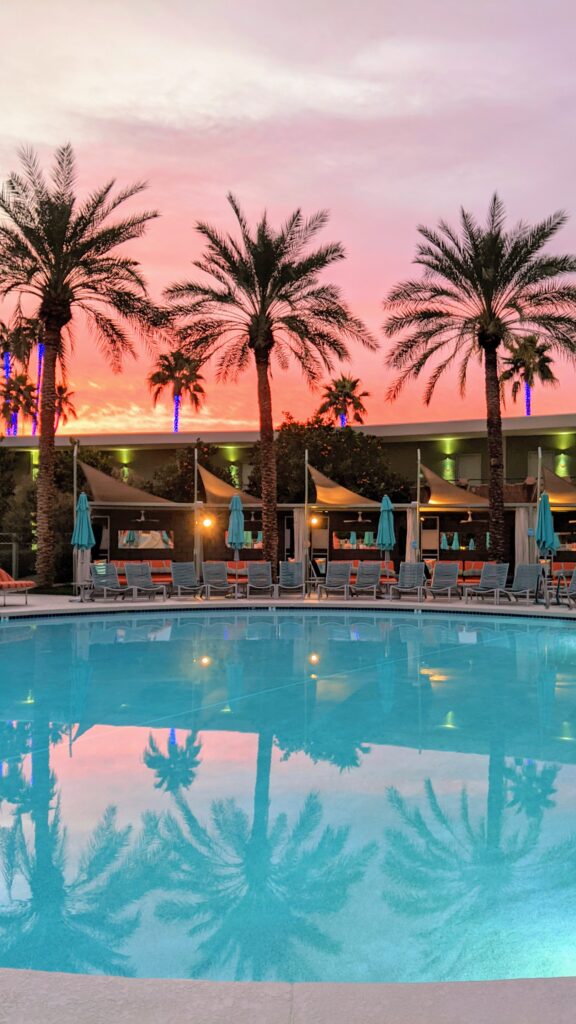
[0,568,36,606]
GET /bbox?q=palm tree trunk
[255,352,278,572]
[486,738,506,850]
[36,330,59,586]
[483,345,506,562]
[31,709,52,882]
[251,728,273,844]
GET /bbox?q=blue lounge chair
[390,562,426,601]
[125,563,168,600]
[278,561,306,597]
[317,562,352,599]
[464,563,509,604]
[88,563,131,601]
[202,562,238,599]
[171,562,204,598]
[350,562,382,598]
[426,562,460,599]
[246,562,274,597]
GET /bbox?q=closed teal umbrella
[71,493,95,589]
[468,537,476,551]
[364,530,374,547]
[536,493,557,557]
[376,496,395,555]
[227,496,245,561]
[71,493,95,549]
[349,531,357,548]
[440,532,449,551]
[451,532,460,551]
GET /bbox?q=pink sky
[2,0,576,434]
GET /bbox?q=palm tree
[0,372,37,436]
[54,382,77,431]
[0,145,160,585]
[384,195,576,561]
[143,730,202,793]
[317,375,370,427]
[166,195,375,569]
[148,348,206,433]
[0,317,38,435]
[500,335,558,416]
[505,760,559,820]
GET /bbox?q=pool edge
[1,970,576,1024]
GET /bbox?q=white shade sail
[308,465,380,508]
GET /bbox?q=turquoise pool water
[0,609,575,982]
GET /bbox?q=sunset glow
[2,0,576,433]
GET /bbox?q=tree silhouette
[157,789,376,980]
[143,730,202,794]
[382,772,554,980]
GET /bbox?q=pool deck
[2,970,576,1024]
[1,591,575,619]
[2,593,575,1021]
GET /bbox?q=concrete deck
[1,591,575,619]
[1,970,576,1024]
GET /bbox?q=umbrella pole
[416,448,421,559]
[72,439,79,592]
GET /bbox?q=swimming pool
[0,608,575,982]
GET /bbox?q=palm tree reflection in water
[382,763,560,981]
[0,715,151,975]
[153,729,376,981]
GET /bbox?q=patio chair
[89,563,131,601]
[558,568,576,608]
[426,562,461,600]
[171,562,204,598]
[125,563,168,600]
[317,562,352,599]
[500,564,545,604]
[389,562,426,601]
[202,562,238,599]
[350,562,382,598]
[464,563,509,604]
[0,568,36,606]
[278,561,306,597]
[246,561,274,597]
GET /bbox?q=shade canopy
[536,493,557,556]
[420,464,489,508]
[542,467,576,508]
[308,465,380,507]
[80,462,175,506]
[376,496,395,551]
[71,493,95,549]
[198,464,260,506]
[227,495,245,551]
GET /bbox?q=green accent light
[442,456,456,482]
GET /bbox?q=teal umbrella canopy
[468,537,476,551]
[71,493,95,549]
[440,532,449,551]
[227,495,245,552]
[451,532,460,551]
[536,493,557,556]
[376,496,395,551]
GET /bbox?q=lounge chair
[246,562,274,597]
[500,564,545,604]
[426,562,460,600]
[557,568,576,608]
[464,563,509,604]
[0,568,36,606]
[125,563,168,600]
[88,563,131,601]
[350,562,382,598]
[202,562,238,599]
[317,562,352,599]
[389,562,426,601]
[171,562,204,598]
[278,561,306,597]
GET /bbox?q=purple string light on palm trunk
[32,342,44,436]
[3,351,11,435]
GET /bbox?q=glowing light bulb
[309,652,320,665]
